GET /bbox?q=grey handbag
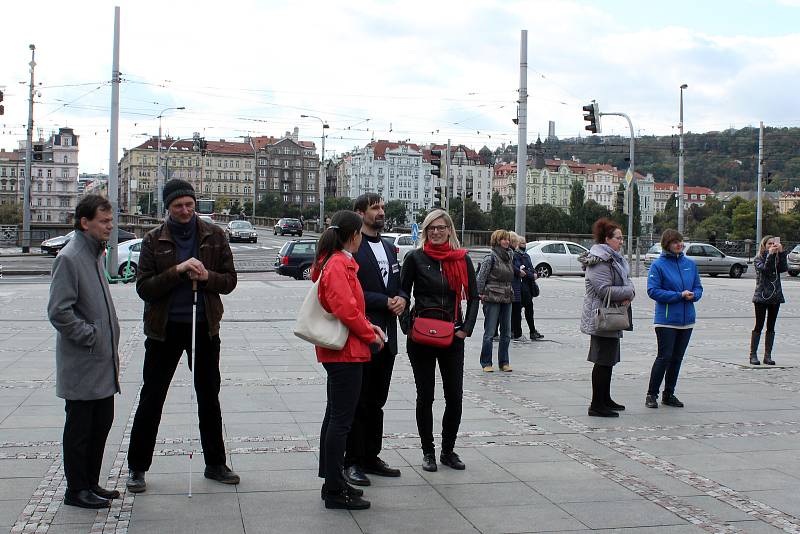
[595,288,631,332]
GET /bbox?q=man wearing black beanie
[126,179,240,492]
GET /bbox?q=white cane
[188,279,197,498]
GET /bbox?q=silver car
[788,244,800,277]
[683,242,747,278]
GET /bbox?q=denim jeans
[647,327,693,396]
[480,302,511,367]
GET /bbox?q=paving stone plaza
[1,274,799,533]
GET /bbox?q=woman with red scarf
[399,209,479,472]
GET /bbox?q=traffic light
[434,186,443,208]
[582,102,601,134]
[430,149,443,178]
[0,90,4,116]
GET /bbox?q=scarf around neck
[423,241,469,298]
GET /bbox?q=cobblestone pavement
[1,275,799,533]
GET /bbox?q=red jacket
[311,251,375,363]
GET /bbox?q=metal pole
[107,6,121,269]
[446,139,451,211]
[599,111,635,260]
[514,30,528,237]
[678,84,687,234]
[756,121,764,247]
[320,128,325,230]
[22,44,36,253]
[157,118,163,218]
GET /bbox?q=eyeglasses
[427,225,449,233]
[610,235,624,241]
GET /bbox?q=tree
[0,202,22,224]
[489,191,514,230]
[255,193,283,217]
[214,196,231,214]
[526,204,571,234]
[569,180,585,215]
[137,195,156,217]
[632,183,641,237]
[324,196,354,216]
[384,200,407,225]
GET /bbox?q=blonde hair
[419,209,461,249]
[759,235,774,255]
[509,231,521,247]
[490,229,511,247]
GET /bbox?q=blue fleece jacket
[647,251,703,326]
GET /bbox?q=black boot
[749,331,761,365]
[589,365,618,417]
[764,331,776,365]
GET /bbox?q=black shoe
[662,394,684,408]
[321,482,363,500]
[125,470,146,493]
[362,457,401,477]
[750,355,761,365]
[422,453,437,472]
[588,405,619,417]
[606,399,626,411]
[324,490,371,510]
[204,464,240,485]
[92,485,121,499]
[764,356,775,366]
[440,451,465,470]
[645,395,659,409]
[532,331,544,340]
[64,488,111,509]
[342,465,371,486]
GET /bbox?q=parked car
[226,220,258,243]
[382,233,416,264]
[274,218,303,236]
[525,240,589,278]
[788,244,800,277]
[199,215,215,225]
[115,238,143,278]
[274,239,317,280]
[643,244,662,269]
[683,242,748,278]
[41,229,136,255]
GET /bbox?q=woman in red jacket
[312,210,385,510]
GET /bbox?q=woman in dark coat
[750,235,788,365]
[578,218,635,418]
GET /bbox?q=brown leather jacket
[136,217,237,341]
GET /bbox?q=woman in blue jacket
[645,229,703,409]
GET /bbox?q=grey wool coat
[578,245,635,338]
[48,230,121,400]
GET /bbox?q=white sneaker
[512,336,529,343]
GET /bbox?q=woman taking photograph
[477,229,515,372]
[645,229,703,409]
[313,210,385,510]
[750,235,788,365]
[579,218,635,418]
[400,209,479,472]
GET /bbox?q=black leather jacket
[399,248,479,336]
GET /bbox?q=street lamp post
[243,136,258,220]
[156,106,185,218]
[301,115,329,231]
[678,84,687,234]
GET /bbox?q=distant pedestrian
[511,233,543,342]
[645,229,703,409]
[48,194,121,509]
[750,235,788,365]
[313,210,385,510]
[126,179,240,494]
[477,229,514,372]
[579,218,635,418]
[400,209,479,472]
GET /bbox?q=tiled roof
[0,149,23,162]
[132,136,316,154]
[369,140,422,160]
[655,182,714,195]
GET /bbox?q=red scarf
[423,241,469,298]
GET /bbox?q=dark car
[274,239,317,280]
[788,244,800,277]
[225,220,257,243]
[40,229,136,255]
[274,218,303,237]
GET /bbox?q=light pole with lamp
[241,136,259,220]
[678,84,687,234]
[301,115,329,231]
[156,106,185,218]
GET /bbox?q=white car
[643,244,662,269]
[382,233,417,264]
[526,240,589,277]
[115,238,143,278]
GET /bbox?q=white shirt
[368,239,390,287]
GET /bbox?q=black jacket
[753,250,788,305]
[399,248,479,336]
[354,235,407,355]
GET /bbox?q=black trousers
[63,396,114,491]
[511,293,536,339]
[407,337,464,455]
[319,362,362,491]
[590,364,614,410]
[344,346,396,466]
[753,303,780,333]
[128,322,226,472]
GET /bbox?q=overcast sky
[1,0,799,174]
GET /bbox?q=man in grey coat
[47,194,121,509]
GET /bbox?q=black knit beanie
[163,179,196,208]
